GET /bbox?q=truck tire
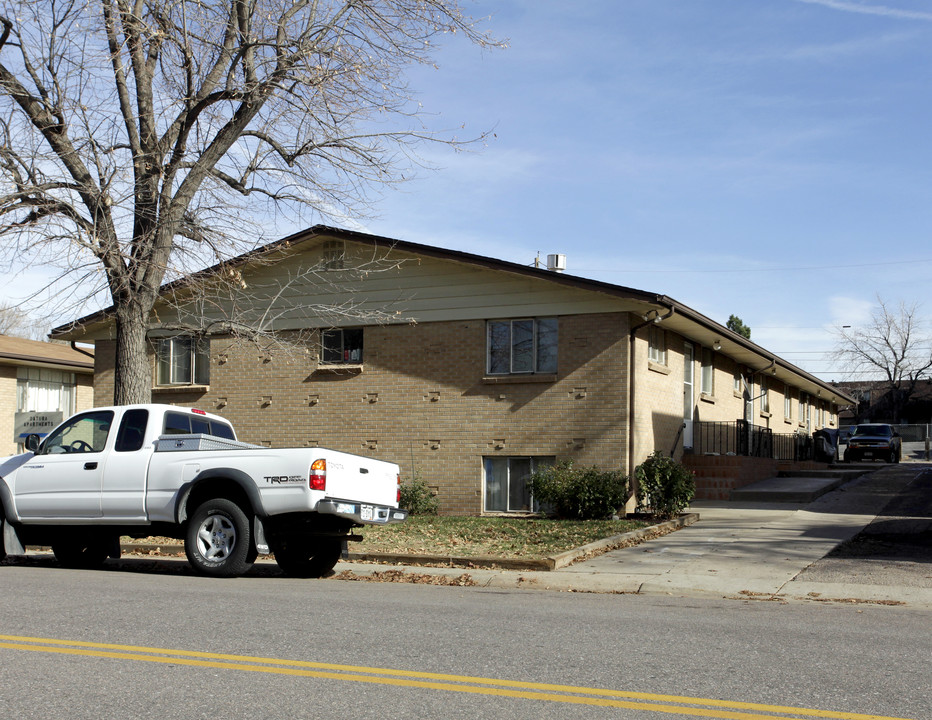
[52,537,112,569]
[185,498,254,578]
[271,536,342,578]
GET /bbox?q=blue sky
[357,0,932,382]
[6,0,932,381]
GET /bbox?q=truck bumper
[317,499,408,525]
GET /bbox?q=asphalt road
[796,466,932,589]
[1,558,928,719]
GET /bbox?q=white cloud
[828,295,875,327]
[792,0,932,21]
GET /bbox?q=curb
[120,513,699,571]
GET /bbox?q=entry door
[683,342,694,449]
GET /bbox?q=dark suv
[843,424,902,463]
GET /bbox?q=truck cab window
[163,411,235,439]
[115,409,149,452]
[38,411,114,455]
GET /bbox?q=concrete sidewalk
[336,464,932,608]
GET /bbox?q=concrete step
[729,475,849,503]
[777,468,867,480]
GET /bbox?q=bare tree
[833,297,932,423]
[153,238,415,362]
[0,301,47,339]
[0,0,498,403]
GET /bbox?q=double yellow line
[0,634,912,720]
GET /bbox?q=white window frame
[156,337,210,386]
[16,367,77,416]
[648,326,667,365]
[483,456,554,513]
[486,318,558,375]
[700,347,714,395]
[760,376,770,414]
[784,386,792,420]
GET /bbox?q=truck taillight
[397,473,401,503]
[310,459,326,491]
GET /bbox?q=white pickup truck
[0,404,406,578]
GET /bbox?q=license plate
[335,502,356,514]
[361,505,374,521]
[863,452,873,458]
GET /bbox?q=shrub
[529,460,628,520]
[635,451,695,518]
[399,475,439,516]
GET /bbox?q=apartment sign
[14,411,63,443]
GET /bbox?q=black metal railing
[692,420,811,461]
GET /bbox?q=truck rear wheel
[272,536,342,578]
[185,498,254,578]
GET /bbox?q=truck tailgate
[319,449,399,507]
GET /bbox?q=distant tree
[0,0,499,404]
[0,302,45,340]
[832,297,932,423]
[727,314,751,339]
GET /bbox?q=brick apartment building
[51,227,852,513]
[0,335,95,455]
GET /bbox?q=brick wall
[96,313,633,515]
[0,365,16,455]
[93,339,116,406]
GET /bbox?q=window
[700,347,714,395]
[17,367,76,415]
[115,409,149,452]
[37,410,114,455]
[760,376,770,414]
[734,369,742,395]
[487,318,558,375]
[784,386,792,420]
[484,456,554,512]
[156,337,210,386]
[648,326,666,365]
[163,411,235,439]
[322,240,345,269]
[799,393,809,426]
[321,328,363,364]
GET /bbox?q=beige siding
[148,241,642,333]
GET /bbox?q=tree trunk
[112,303,152,405]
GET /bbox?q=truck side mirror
[25,434,41,452]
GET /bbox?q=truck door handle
[84,462,98,470]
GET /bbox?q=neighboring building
[50,227,853,512]
[834,379,932,426]
[0,335,95,455]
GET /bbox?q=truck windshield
[853,425,892,437]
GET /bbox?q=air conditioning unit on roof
[546,254,567,273]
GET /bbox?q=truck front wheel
[271,536,342,578]
[185,498,254,578]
